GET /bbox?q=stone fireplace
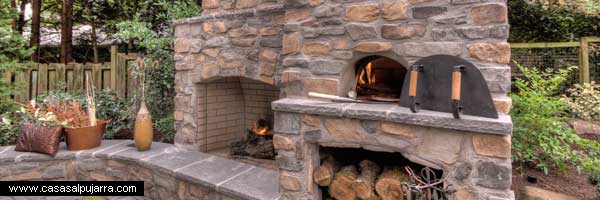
[173,0,513,198]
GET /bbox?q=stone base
[0,140,280,200]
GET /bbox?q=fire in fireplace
[355,56,407,102]
[230,119,276,160]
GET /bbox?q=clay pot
[134,101,153,151]
[65,120,109,151]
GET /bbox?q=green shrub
[564,82,600,121]
[511,63,580,173]
[0,115,20,146]
[155,114,175,143]
[512,63,600,178]
[94,89,132,139]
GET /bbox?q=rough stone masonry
[173,0,513,199]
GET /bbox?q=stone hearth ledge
[0,140,280,200]
[272,98,512,135]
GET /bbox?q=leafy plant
[509,0,600,42]
[0,115,20,145]
[511,63,580,173]
[45,100,91,128]
[564,82,600,121]
[95,89,131,139]
[511,62,600,182]
[155,114,175,143]
[16,100,63,127]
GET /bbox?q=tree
[60,0,73,63]
[0,0,33,112]
[30,0,41,62]
[509,0,600,42]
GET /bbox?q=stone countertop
[0,140,280,200]
[272,98,512,135]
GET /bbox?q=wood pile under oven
[314,149,448,200]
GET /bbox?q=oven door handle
[451,65,465,119]
[407,64,423,113]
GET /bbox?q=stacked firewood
[314,157,415,200]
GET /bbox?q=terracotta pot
[134,101,153,151]
[65,120,109,151]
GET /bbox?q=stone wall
[0,140,280,200]
[173,0,513,150]
[272,111,513,200]
[173,0,514,199]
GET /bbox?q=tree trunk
[17,0,28,34]
[11,0,17,30]
[352,160,381,200]
[375,167,411,200]
[86,0,98,63]
[91,23,98,63]
[30,0,41,62]
[329,165,358,200]
[313,156,339,187]
[60,0,73,64]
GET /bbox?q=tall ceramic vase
[134,101,153,151]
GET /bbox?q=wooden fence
[4,45,138,102]
[511,36,600,84]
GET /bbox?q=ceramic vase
[134,101,153,151]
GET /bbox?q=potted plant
[15,100,65,156]
[55,74,109,151]
[48,99,109,151]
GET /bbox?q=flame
[358,62,376,85]
[252,122,269,136]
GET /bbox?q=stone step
[522,186,578,200]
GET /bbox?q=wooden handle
[451,71,461,100]
[409,71,418,97]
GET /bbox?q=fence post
[110,45,118,90]
[579,37,590,84]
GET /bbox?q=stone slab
[0,146,18,162]
[92,141,135,159]
[143,149,212,175]
[111,142,173,163]
[522,186,577,200]
[218,167,279,200]
[75,140,132,158]
[175,156,254,190]
[272,98,512,135]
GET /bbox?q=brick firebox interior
[173,0,514,199]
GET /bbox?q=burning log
[352,160,381,200]
[330,165,359,200]
[313,156,340,187]
[375,166,411,200]
[230,119,275,159]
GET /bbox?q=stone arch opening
[354,55,407,101]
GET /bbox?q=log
[313,156,339,186]
[352,160,381,200]
[375,166,411,200]
[330,165,359,200]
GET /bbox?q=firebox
[194,77,280,168]
[355,56,407,102]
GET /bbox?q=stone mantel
[272,98,512,135]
